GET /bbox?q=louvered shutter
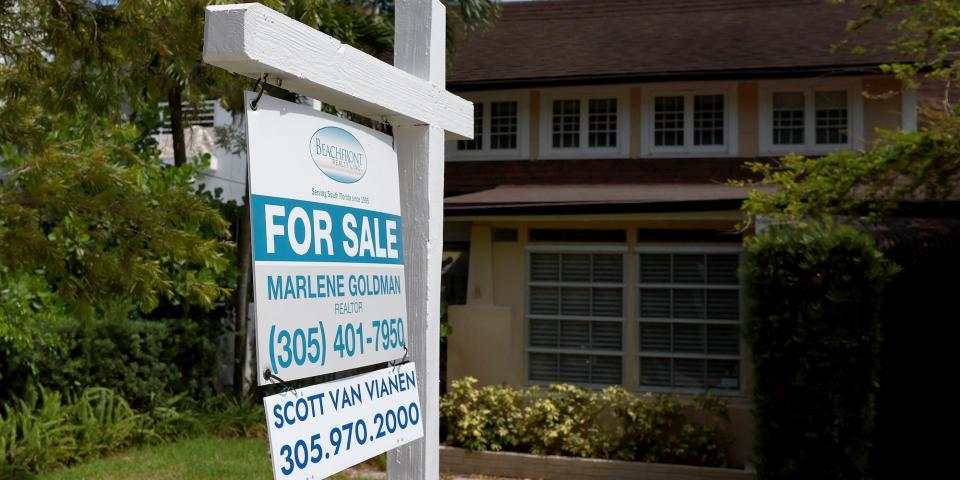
[528,251,624,386]
[637,252,742,392]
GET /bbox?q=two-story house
[440,0,917,466]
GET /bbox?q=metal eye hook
[251,73,269,111]
[263,368,297,396]
[390,346,409,372]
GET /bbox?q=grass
[38,436,380,480]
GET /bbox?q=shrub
[2,314,222,410]
[440,378,730,467]
[0,387,148,476]
[0,387,265,477]
[743,221,894,480]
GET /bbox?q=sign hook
[263,368,297,396]
[251,73,269,111]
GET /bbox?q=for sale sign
[245,93,408,384]
[263,363,423,479]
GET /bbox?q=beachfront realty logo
[309,126,367,183]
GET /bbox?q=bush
[0,387,265,477]
[0,387,147,476]
[743,221,894,480]
[440,378,730,467]
[1,313,222,411]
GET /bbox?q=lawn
[38,436,380,480]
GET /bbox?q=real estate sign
[263,363,423,479]
[245,93,409,385]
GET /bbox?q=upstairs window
[552,100,581,148]
[490,101,518,150]
[457,103,483,151]
[588,98,618,147]
[654,96,684,147]
[760,80,861,155]
[539,88,629,158]
[815,91,848,144]
[693,94,725,146]
[448,94,527,160]
[642,84,737,156]
[772,92,805,145]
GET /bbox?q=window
[527,251,624,386]
[588,98,618,147]
[654,96,684,147]
[636,251,741,392]
[815,91,848,144]
[693,94,724,146]
[447,94,528,160]
[158,100,216,134]
[490,101,518,150]
[552,100,581,148]
[759,80,862,154]
[770,90,849,147]
[539,89,628,158]
[457,103,483,151]
[772,92,805,145]
[642,84,737,156]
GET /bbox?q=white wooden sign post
[203,2,471,479]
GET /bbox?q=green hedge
[440,378,730,467]
[743,222,894,480]
[1,315,221,411]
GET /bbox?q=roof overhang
[443,183,753,216]
[448,64,887,92]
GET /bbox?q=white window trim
[524,246,629,388]
[538,86,631,160]
[640,81,739,158]
[445,90,530,161]
[758,78,864,156]
[632,245,745,396]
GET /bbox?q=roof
[448,0,902,89]
[444,183,753,215]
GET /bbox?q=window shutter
[530,253,560,281]
[528,251,624,386]
[638,252,742,392]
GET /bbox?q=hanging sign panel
[263,363,423,479]
[245,93,408,384]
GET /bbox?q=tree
[1,0,502,397]
[737,0,960,222]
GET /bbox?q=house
[439,0,918,467]
[154,100,248,202]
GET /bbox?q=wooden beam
[387,1,445,479]
[203,2,474,138]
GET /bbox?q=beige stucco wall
[738,82,759,157]
[448,304,514,385]
[529,90,541,160]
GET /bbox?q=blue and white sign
[246,93,408,384]
[263,363,423,479]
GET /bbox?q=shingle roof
[448,0,903,88]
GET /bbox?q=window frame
[524,244,628,388]
[445,90,530,161]
[640,82,739,157]
[633,245,745,396]
[538,86,631,160]
[758,78,864,156]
